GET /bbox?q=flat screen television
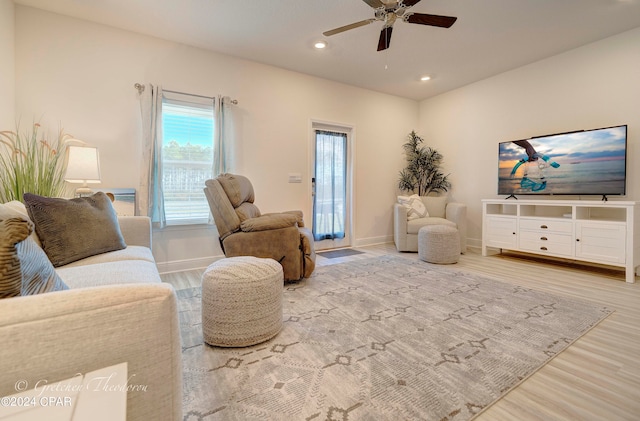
[498,125,627,198]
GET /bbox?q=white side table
[0,363,128,421]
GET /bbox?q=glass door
[312,129,350,250]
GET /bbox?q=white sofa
[0,208,182,420]
[394,195,467,253]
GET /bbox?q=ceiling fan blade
[377,26,393,51]
[362,0,386,8]
[400,0,423,7]
[323,18,376,36]
[405,13,457,28]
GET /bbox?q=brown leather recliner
[204,173,315,281]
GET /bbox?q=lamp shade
[64,146,101,183]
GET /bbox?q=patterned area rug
[178,255,612,421]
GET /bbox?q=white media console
[482,199,639,283]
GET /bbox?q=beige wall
[12,5,638,268]
[14,6,418,271]
[0,0,14,129]
[419,27,640,249]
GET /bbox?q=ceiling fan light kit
[323,0,457,51]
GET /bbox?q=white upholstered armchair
[394,195,467,253]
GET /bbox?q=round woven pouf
[202,256,284,347]
[418,225,460,264]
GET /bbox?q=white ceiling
[13,0,640,100]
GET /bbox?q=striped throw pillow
[397,194,429,220]
[0,218,68,298]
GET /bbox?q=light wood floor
[161,244,640,420]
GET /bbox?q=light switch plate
[288,173,302,183]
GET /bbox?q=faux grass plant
[0,123,72,203]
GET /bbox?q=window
[161,92,214,225]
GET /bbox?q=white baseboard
[466,244,482,254]
[467,238,482,250]
[157,235,477,273]
[156,255,224,274]
[156,237,393,274]
[354,235,394,247]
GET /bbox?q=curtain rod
[133,83,238,105]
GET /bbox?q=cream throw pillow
[397,194,428,220]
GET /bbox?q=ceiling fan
[323,0,457,51]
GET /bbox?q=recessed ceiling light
[314,41,327,49]
[420,75,431,81]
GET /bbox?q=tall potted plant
[0,123,72,203]
[398,130,451,195]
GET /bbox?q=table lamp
[64,145,102,197]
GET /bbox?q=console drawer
[519,218,573,233]
[519,237,573,256]
[519,230,572,245]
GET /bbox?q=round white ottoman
[202,256,284,347]
[418,225,460,264]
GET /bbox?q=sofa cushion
[23,192,126,267]
[423,195,448,219]
[55,260,161,289]
[398,194,428,220]
[0,217,68,298]
[58,246,155,269]
[407,217,456,235]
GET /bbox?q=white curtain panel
[312,130,347,241]
[138,84,167,228]
[213,96,236,176]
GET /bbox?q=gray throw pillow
[23,192,127,267]
[0,217,68,298]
